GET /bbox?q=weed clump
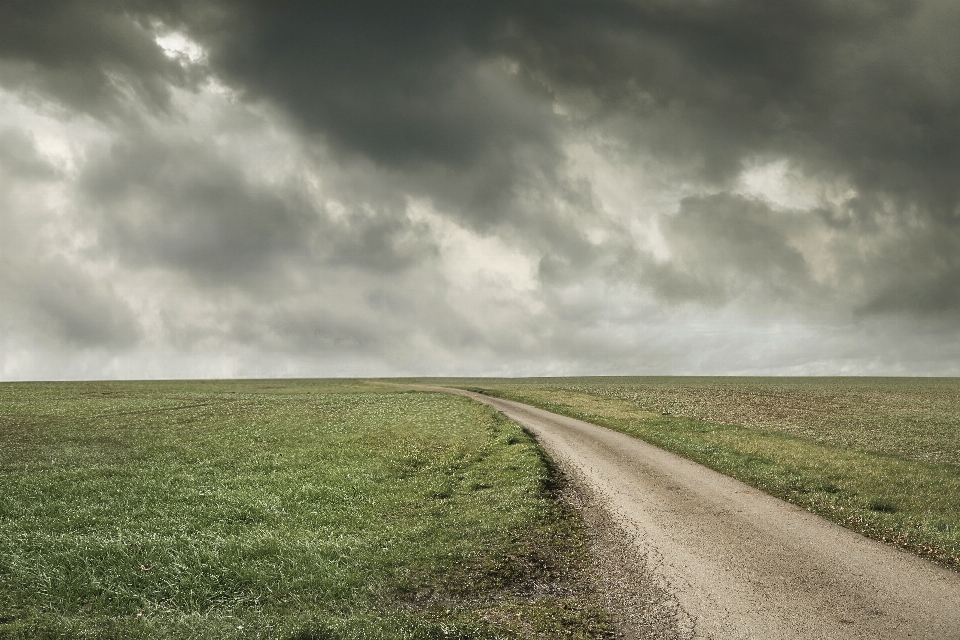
[868,498,898,514]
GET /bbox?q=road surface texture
[412,386,960,639]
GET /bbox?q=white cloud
[154,29,207,65]
[406,197,543,325]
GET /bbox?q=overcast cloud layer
[2,0,960,379]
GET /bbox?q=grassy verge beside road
[439,378,960,572]
[0,379,613,639]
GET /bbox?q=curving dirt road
[418,386,960,639]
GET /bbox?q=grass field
[0,380,613,639]
[430,377,960,571]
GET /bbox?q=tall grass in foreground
[448,379,960,571]
[0,380,612,639]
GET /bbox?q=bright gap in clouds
[735,159,819,211]
[154,29,207,65]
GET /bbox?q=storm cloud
[2,0,960,379]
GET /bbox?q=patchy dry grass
[426,377,960,572]
[0,380,614,639]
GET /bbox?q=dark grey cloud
[2,256,141,348]
[2,0,960,377]
[490,0,960,315]
[199,2,542,168]
[0,128,139,349]
[6,0,959,212]
[174,0,959,203]
[171,0,960,313]
[81,132,316,281]
[0,128,60,179]
[79,131,440,286]
[0,0,198,119]
[503,0,952,193]
[642,194,820,307]
[643,192,960,317]
[853,222,960,315]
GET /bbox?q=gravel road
[419,386,960,639]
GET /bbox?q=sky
[2,0,960,380]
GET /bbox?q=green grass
[0,380,613,639]
[423,377,960,571]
